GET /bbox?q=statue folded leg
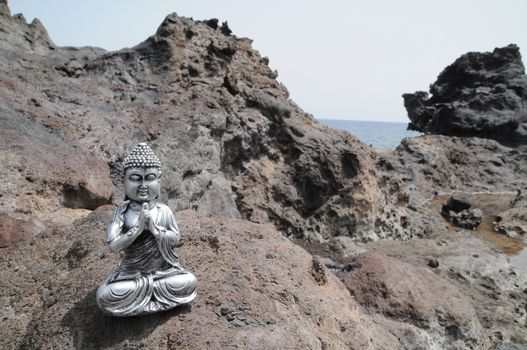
[96,274,154,317]
[153,271,198,306]
[97,270,197,317]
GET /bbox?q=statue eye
[145,174,157,181]
[129,174,142,182]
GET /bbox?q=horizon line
[316,117,409,124]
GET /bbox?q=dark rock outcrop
[403,45,527,146]
[444,207,483,230]
[441,196,482,229]
[441,196,472,213]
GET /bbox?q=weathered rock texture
[366,232,527,349]
[403,45,527,146]
[379,135,527,200]
[1,210,404,350]
[2,1,527,349]
[0,0,409,244]
[441,196,482,230]
[339,252,487,350]
[495,189,527,237]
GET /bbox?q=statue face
[124,167,161,202]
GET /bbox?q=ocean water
[317,119,421,151]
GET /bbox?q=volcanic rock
[441,196,472,213]
[339,251,486,349]
[495,189,527,237]
[441,196,482,229]
[366,233,527,348]
[403,45,527,146]
[0,211,45,247]
[445,207,483,230]
[0,210,403,350]
[379,135,527,200]
[0,0,410,244]
[2,1,527,348]
[494,207,527,237]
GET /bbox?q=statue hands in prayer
[97,143,197,317]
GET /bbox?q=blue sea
[317,119,421,151]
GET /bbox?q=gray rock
[495,189,527,237]
[443,206,483,230]
[441,196,483,230]
[0,1,411,244]
[380,135,527,201]
[366,233,527,348]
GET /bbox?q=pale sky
[9,0,527,122]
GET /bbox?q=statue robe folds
[96,202,197,317]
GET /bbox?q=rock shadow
[60,287,191,349]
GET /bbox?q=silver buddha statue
[96,143,197,317]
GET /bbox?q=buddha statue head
[122,143,162,203]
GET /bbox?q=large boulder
[366,232,527,348]
[339,251,486,349]
[0,210,402,349]
[403,45,527,146]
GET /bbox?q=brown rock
[495,189,527,237]
[0,131,114,215]
[310,256,327,285]
[36,208,91,228]
[427,256,439,268]
[0,211,45,247]
[1,1,526,348]
[340,252,485,349]
[0,0,9,18]
[0,210,401,349]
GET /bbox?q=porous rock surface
[0,0,410,244]
[441,197,482,230]
[495,189,527,237]
[366,232,527,348]
[403,45,527,146]
[2,1,527,349]
[379,135,527,200]
[0,210,401,350]
[339,252,486,350]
